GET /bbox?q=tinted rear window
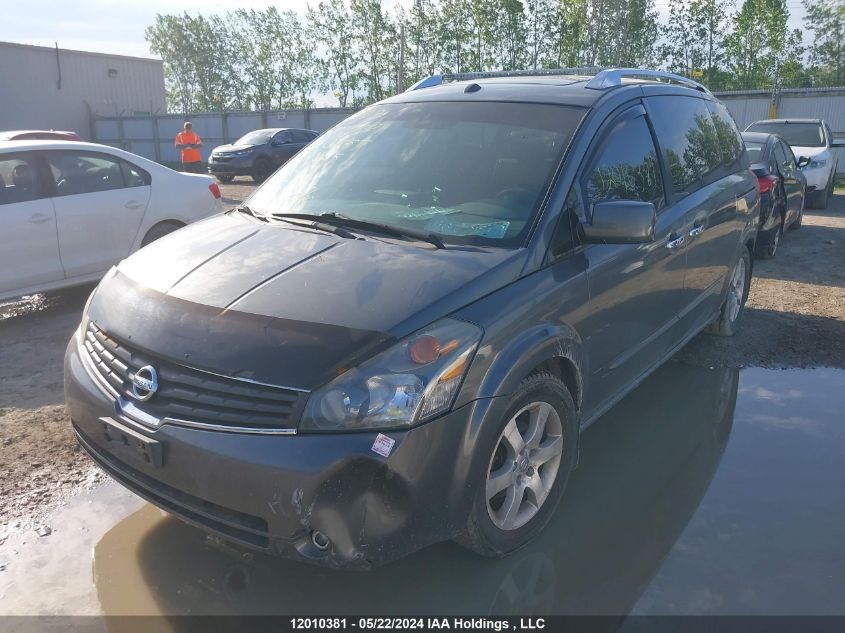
[707,101,746,169]
[247,101,586,248]
[746,122,825,148]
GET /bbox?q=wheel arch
[459,323,585,416]
[139,219,186,248]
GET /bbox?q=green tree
[554,0,589,67]
[524,0,555,68]
[146,13,232,114]
[349,0,397,103]
[662,0,728,83]
[804,0,845,85]
[307,0,359,107]
[618,0,660,66]
[692,0,729,85]
[723,0,792,89]
[438,0,477,73]
[583,0,658,67]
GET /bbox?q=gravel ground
[1,183,843,537]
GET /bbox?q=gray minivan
[65,68,759,568]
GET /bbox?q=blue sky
[0,0,808,60]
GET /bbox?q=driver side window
[583,113,664,217]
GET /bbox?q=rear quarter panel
[132,170,223,250]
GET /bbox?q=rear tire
[790,207,803,230]
[456,371,578,557]
[709,247,751,337]
[141,221,184,247]
[215,175,234,184]
[758,219,782,259]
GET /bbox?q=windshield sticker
[371,433,395,458]
[424,216,510,239]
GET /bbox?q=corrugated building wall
[0,41,165,140]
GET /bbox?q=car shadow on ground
[678,306,845,370]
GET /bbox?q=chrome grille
[82,322,306,431]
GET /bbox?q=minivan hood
[89,213,524,389]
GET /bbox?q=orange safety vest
[175,130,202,163]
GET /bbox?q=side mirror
[797,156,811,168]
[583,200,657,244]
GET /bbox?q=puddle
[0,294,55,321]
[0,285,94,324]
[2,363,844,616]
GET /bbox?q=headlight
[807,159,827,170]
[300,318,482,432]
[77,287,97,343]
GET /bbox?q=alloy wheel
[486,401,564,531]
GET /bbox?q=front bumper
[65,336,482,568]
[801,165,831,191]
[207,154,255,176]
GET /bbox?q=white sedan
[0,140,223,302]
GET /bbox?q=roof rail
[585,68,710,94]
[405,67,602,92]
[405,67,711,95]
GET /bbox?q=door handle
[666,235,686,250]
[689,225,705,238]
[125,200,143,210]
[29,213,52,224]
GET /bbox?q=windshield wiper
[233,204,267,221]
[236,206,357,239]
[272,212,445,249]
[266,213,359,240]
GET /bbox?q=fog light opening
[311,530,330,551]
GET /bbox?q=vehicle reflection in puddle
[87,363,845,617]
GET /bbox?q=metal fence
[92,88,845,173]
[91,108,358,165]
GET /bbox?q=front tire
[709,247,752,337]
[810,176,832,209]
[456,371,578,557]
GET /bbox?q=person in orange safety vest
[174,122,203,173]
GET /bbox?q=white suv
[745,118,843,209]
